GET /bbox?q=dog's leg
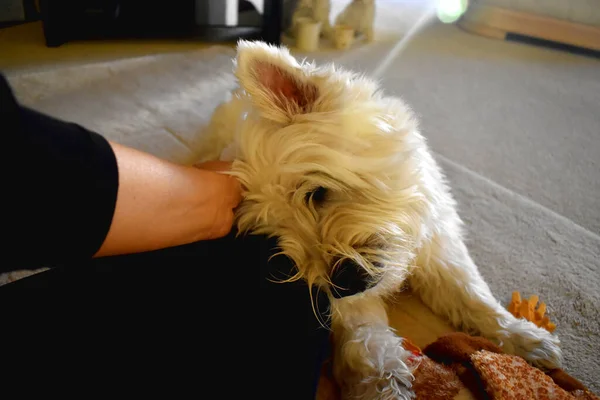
[362,5,375,42]
[363,26,375,42]
[315,0,333,39]
[321,19,333,39]
[410,220,562,370]
[193,96,243,163]
[331,294,418,400]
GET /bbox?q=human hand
[193,161,243,239]
[96,146,244,258]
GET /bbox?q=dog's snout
[330,258,371,299]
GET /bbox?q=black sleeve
[1,74,119,272]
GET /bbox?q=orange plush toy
[508,291,556,332]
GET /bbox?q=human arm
[1,73,240,272]
[95,144,240,257]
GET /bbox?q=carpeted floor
[3,0,599,392]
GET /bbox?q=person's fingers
[195,161,242,206]
[226,176,243,207]
[211,209,236,239]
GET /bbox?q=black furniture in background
[39,0,289,47]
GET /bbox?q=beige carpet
[3,0,599,393]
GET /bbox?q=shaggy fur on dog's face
[230,41,429,295]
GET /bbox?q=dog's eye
[305,186,328,205]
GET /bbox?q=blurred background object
[33,0,294,47]
[459,0,600,52]
[0,0,40,28]
[436,0,469,23]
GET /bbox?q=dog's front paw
[337,326,418,400]
[496,319,562,370]
[353,372,415,400]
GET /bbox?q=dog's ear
[235,40,318,123]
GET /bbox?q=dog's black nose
[330,259,371,299]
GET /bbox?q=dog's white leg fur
[360,2,375,42]
[291,0,332,39]
[409,181,562,369]
[315,0,333,39]
[335,0,375,42]
[193,93,246,163]
[331,294,418,400]
[364,27,375,42]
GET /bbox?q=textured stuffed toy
[317,333,598,400]
[415,333,598,400]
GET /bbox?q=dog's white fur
[196,41,562,399]
[335,0,375,42]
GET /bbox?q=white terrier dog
[335,0,375,42]
[196,41,562,399]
